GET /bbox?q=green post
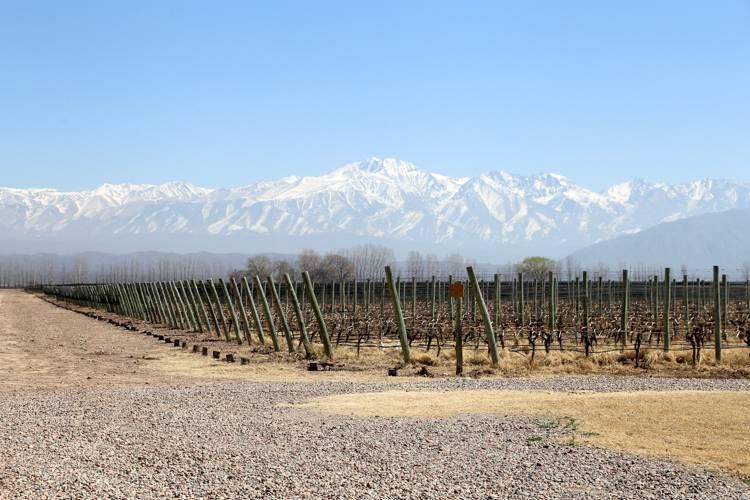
[454,294,463,376]
[621,270,629,351]
[268,275,296,352]
[229,278,253,343]
[385,265,411,364]
[254,275,280,351]
[201,281,223,337]
[683,274,689,335]
[219,278,243,344]
[303,271,333,359]
[582,270,590,356]
[494,273,501,328]
[518,272,525,325]
[284,273,313,357]
[466,266,499,366]
[663,267,671,352]
[547,271,555,331]
[208,280,231,341]
[713,266,722,363]
[431,275,436,320]
[241,276,266,344]
[722,274,728,328]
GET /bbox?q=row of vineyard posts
[42,265,750,373]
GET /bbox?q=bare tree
[445,253,466,280]
[344,244,394,279]
[246,255,274,277]
[406,251,425,280]
[425,253,439,278]
[298,249,322,276]
[319,253,355,281]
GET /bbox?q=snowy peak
[1,159,749,260]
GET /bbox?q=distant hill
[568,209,750,275]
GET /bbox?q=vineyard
[41,265,750,375]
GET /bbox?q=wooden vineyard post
[385,265,411,364]
[683,274,689,335]
[380,278,385,319]
[166,282,185,330]
[573,276,581,326]
[284,273,313,357]
[547,271,555,332]
[157,282,177,328]
[241,276,266,344]
[352,279,357,319]
[722,274,728,329]
[431,275,436,320]
[303,271,333,359]
[208,280,231,341]
[184,280,205,333]
[183,281,203,332]
[201,281,223,338]
[518,272,525,326]
[466,266,499,366]
[471,282,477,323]
[268,275,296,353]
[145,283,160,324]
[411,276,416,331]
[365,279,371,315]
[451,282,464,376]
[254,275,281,352]
[219,279,243,344]
[447,275,453,319]
[494,273,501,328]
[230,278,254,344]
[621,270,629,351]
[171,281,192,330]
[582,270,591,356]
[713,266,722,363]
[663,268,671,352]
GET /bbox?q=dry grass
[153,344,750,381]
[300,389,750,478]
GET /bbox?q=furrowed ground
[1,289,749,499]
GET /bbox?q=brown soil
[0,290,398,391]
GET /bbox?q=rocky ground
[1,377,749,499]
[1,290,749,499]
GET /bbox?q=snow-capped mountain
[2,158,749,260]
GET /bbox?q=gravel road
[1,377,749,500]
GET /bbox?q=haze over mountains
[2,158,749,266]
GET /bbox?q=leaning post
[466,266,499,366]
[385,265,411,364]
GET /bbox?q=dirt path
[0,289,204,392]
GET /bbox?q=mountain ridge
[2,157,750,260]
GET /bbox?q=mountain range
[2,158,749,263]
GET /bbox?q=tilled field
[1,290,750,499]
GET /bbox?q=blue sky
[1,1,748,191]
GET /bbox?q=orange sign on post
[449,282,464,298]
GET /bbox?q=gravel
[1,376,749,499]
